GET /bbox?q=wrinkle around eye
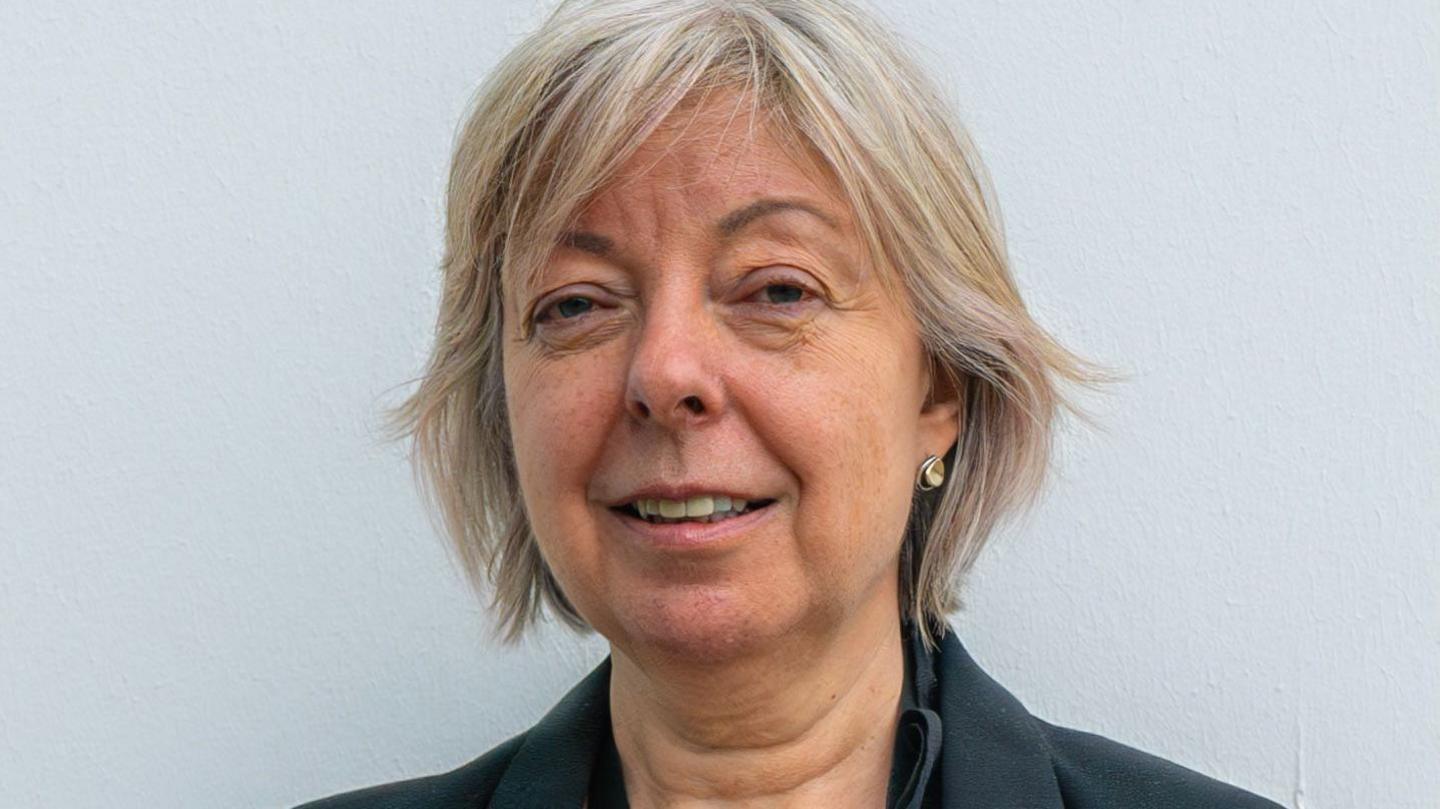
[530,306,632,355]
[727,306,827,355]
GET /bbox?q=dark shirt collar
[490,622,1066,808]
[889,621,943,808]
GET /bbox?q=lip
[609,485,770,508]
[605,499,778,551]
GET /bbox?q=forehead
[578,90,846,229]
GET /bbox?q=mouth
[606,496,780,550]
[609,498,778,525]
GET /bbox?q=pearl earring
[916,454,946,491]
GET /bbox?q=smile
[607,498,779,549]
[618,495,777,524]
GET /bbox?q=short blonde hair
[384,0,1121,648]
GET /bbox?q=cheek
[505,352,620,573]
[757,333,922,587]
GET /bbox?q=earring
[916,454,945,491]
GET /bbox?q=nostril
[682,395,703,414]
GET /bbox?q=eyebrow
[556,197,840,259]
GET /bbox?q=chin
[607,582,799,665]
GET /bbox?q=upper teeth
[635,495,749,518]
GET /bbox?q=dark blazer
[297,627,1284,808]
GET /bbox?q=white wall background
[1,1,1435,807]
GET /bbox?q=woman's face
[503,93,959,663]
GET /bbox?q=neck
[608,597,905,808]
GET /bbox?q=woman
[301,0,1282,806]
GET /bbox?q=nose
[624,288,726,432]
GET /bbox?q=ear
[917,357,962,462]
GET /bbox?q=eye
[536,294,597,324]
[756,282,808,305]
[745,271,825,309]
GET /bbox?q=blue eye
[759,283,807,305]
[540,296,595,322]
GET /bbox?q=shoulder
[1035,718,1285,809]
[291,733,526,809]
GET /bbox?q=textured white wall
[1,1,1435,807]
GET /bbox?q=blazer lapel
[935,629,1065,808]
[489,657,612,808]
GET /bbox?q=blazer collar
[489,625,1064,808]
[930,625,1064,807]
[488,657,613,807]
